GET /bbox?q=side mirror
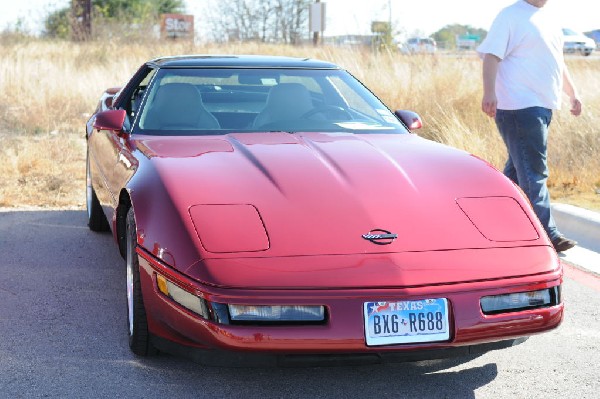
[395,110,423,130]
[93,109,126,133]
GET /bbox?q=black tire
[126,208,157,356]
[86,150,110,232]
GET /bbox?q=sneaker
[552,236,577,252]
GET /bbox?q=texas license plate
[363,299,450,346]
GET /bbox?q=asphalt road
[1,209,599,399]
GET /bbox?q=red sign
[160,14,194,40]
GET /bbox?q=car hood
[131,132,548,269]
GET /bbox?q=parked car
[87,55,563,365]
[400,37,437,54]
[563,28,596,56]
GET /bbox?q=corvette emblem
[362,229,398,245]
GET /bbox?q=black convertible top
[148,55,340,69]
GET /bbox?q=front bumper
[564,42,596,53]
[137,248,563,360]
[152,335,528,367]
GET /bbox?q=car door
[88,65,156,222]
[111,67,158,201]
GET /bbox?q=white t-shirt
[477,0,564,110]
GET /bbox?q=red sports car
[86,55,563,366]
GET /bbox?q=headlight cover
[189,204,270,253]
[457,196,539,242]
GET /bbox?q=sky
[1,0,598,38]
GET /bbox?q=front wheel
[126,208,157,356]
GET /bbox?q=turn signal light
[156,274,210,319]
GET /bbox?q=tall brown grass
[1,38,598,209]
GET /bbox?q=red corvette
[86,55,563,365]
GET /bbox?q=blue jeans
[495,107,560,241]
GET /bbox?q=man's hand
[481,53,501,118]
[482,93,498,118]
[563,66,582,116]
[570,97,582,116]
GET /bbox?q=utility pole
[71,0,92,41]
[312,0,321,46]
[386,0,394,46]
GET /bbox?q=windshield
[562,28,578,36]
[135,68,407,135]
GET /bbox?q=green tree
[43,0,185,38]
[432,24,487,50]
[93,0,184,22]
[370,21,394,51]
[44,7,71,39]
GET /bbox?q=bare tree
[277,0,309,44]
[208,0,309,44]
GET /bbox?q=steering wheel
[301,105,352,120]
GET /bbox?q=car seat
[252,83,314,128]
[144,83,220,130]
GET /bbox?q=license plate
[363,299,450,346]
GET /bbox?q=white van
[400,37,437,54]
[563,28,596,56]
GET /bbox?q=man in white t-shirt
[477,0,582,252]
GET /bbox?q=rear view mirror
[238,72,280,85]
[395,110,423,130]
[93,109,126,133]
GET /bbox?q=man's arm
[563,65,582,116]
[482,53,501,118]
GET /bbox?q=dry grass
[0,132,86,207]
[1,38,599,210]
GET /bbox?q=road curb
[552,203,600,253]
[553,203,600,274]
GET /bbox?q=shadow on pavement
[0,210,497,398]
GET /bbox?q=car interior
[135,69,405,134]
[143,83,221,130]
